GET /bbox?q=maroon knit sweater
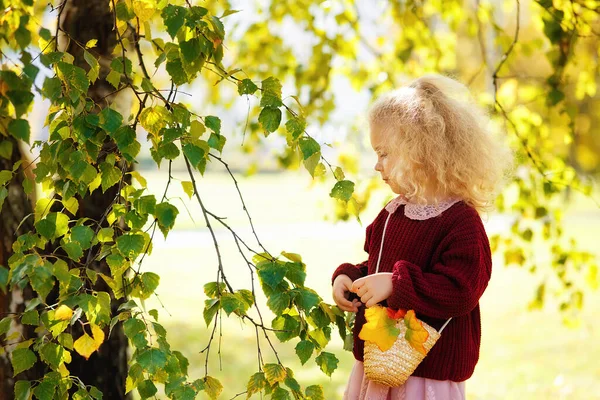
[332,200,492,382]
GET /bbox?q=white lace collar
[385,195,460,220]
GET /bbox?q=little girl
[332,74,511,400]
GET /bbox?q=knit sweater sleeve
[386,212,492,319]
[331,223,372,284]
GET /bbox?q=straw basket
[363,318,441,387]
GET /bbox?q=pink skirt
[343,361,466,400]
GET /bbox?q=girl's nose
[374,160,382,172]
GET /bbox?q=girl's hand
[333,275,362,312]
[351,273,393,308]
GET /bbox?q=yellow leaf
[74,333,96,360]
[133,0,155,22]
[85,39,98,49]
[129,171,147,188]
[63,197,79,215]
[404,310,429,356]
[190,120,205,139]
[181,181,194,199]
[281,251,302,263]
[55,305,74,321]
[139,106,171,136]
[92,324,105,348]
[74,324,105,360]
[358,305,400,352]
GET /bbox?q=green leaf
[0,140,13,160]
[89,386,103,400]
[123,318,146,339]
[0,265,9,294]
[14,381,31,400]
[0,316,12,336]
[99,107,123,134]
[113,126,136,153]
[180,38,200,63]
[110,57,133,75]
[11,348,37,376]
[237,289,254,308]
[205,116,221,134]
[203,376,223,400]
[139,272,160,299]
[259,107,282,134]
[238,78,258,95]
[57,62,90,99]
[162,5,187,39]
[106,69,121,89]
[329,180,355,202]
[39,342,64,369]
[315,351,338,377]
[0,170,12,186]
[137,380,157,399]
[158,142,180,160]
[42,77,62,101]
[285,117,306,140]
[299,137,320,160]
[246,372,267,397]
[8,119,30,142]
[71,225,94,249]
[272,387,291,400]
[218,293,241,315]
[98,227,114,243]
[263,363,286,385]
[182,143,205,170]
[155,202,179,236]
[305,385,325,400]
[166,58,187,85]
[257,263,286,290]
[83,50,99,83]
[267,291,290,315]
[116,234,145,259]
[260,77,282,107]
[134,195,156,215]
[137,348,167,373]
[295,340,315,365]
[285,262,306,287]
[293,288,321,311]
[15,17,31,49]
[35,212,70,240]
[207,133,226,153]
[0,186,7,211]
[203,299,220,327]
[204,282,226,298]
[272,315,300,342]
[99,163,122,193]
[21,310,39,326]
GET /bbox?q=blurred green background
[137,168,600,400]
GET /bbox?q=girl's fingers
[360,292,373,305]
[355,285,369,298]
[351,278,365,293]
[334,290,354,309]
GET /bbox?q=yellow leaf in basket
[404,310,429,355]
[358,305,401,352]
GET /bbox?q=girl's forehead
[370,125,391,145]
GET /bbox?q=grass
[137,167,600,399]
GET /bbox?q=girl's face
[370,124,402,194]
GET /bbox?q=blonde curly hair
[368,74,513,213]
